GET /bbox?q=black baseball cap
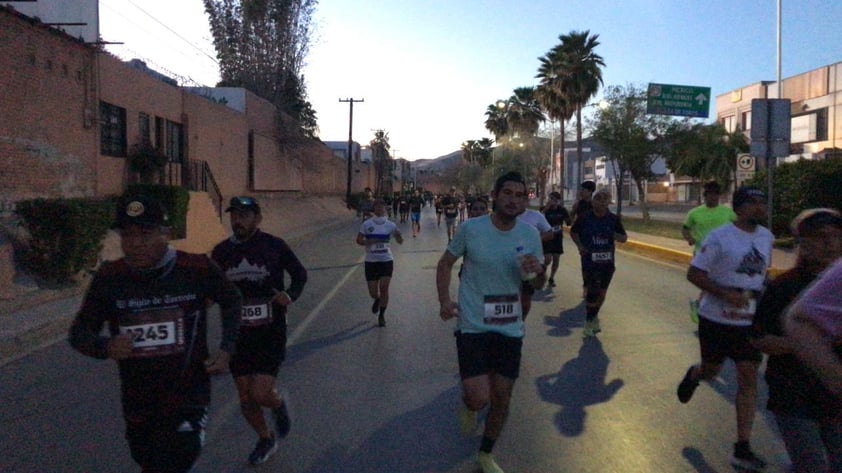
[115,195,169,229]
[225,196,261,213]
[732,186,767,210]
[580,181,596,192]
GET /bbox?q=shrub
[124,184,190,239]
[16,198,115,285]
[748,158,842,235]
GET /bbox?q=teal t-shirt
[683,204,736,253]
[446,215,543,338]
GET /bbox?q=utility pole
[339,98,364,208]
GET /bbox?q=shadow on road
[542,300,585,338]
[681,446,721,473]
[535,338,624,436]
[285,321,375,365]
[299,386,477,473]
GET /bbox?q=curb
[618,238,787,278]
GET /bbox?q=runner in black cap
[69,194,242,473]
[212,196,307,466]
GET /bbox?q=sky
[96,0,842,161]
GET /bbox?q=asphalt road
[0,206,790,473]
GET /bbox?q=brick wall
[0,7,98,209]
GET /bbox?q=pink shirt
[790,257,842,339]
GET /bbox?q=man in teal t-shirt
[436,171,545,473]
[682,181,736,254]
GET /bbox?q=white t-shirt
[359,216,399,262]
[691,223,774,326]
[518,209,552,233]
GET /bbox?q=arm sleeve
[207,258,242,354]
[277,239,308,301]
[67,273,112,359]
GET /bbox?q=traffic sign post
[646,83,711,118]
[736,153,755,187]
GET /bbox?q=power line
[121,0,219,65]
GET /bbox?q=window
[720,115,735,132]
[155,116,164,150]
[138,112,150,145]
[740,111,751,132]
[165,120,184,163]
[100,101,126,157]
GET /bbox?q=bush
[748,158,842,235]
[16,198,115,285]
[124,184,190,239]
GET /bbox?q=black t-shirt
[409,196,424,212]
[752,267,841,418]
[570,210,626,269]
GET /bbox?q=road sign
[736,153,755,186]
[646,83,711,118]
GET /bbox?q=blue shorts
[410,212,421,223]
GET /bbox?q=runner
[752,208,842,473]
[681,181,736,323]
[69,195,241,473]
[357,199,403,327]
[398,193,409,224]
[676,186,773,471]
[443,187,460,242]
[541,191,572,287]
[516,207,554,319]
[211,196,307,466]
[571,180,596,297]
[570,189,627,338]
[435,194,444,227]
[358,187,375,220]
[436,171,546,473]
[409,189,424,237]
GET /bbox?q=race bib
[723,298,757,320]
[119,306,185,358]
[241,297,273,327]
[591,251,612,262]
[483,294,522,325]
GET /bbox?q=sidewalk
[0,222,796,368]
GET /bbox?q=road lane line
[288,254,365,345]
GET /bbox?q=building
[0,4,350,217]
[716,61,842,163]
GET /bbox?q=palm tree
[484,102,508,141]
[370,129,390,196]
[536,59,576,196]
[506,86,545,138]
[545,30,605,184]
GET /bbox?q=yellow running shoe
[457,402,477,436]
[478,451,505,473]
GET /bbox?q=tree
[370,129,391,196]
[505,87,545,138]
[663,121,749,201]
[543,30,604,185]
[484,102,508,141]
[590,84,671,222]
[536,49,576,196]
[204,0,317,136]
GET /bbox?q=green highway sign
[646,83,711,118]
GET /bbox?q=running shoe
[378,313,386,327]
[592,317,601,334]
[477,451,505,473]
[248,435,277,465]
[457,402,477,436]
[689,299,699,324]
[548,278,556,287]
[730,441,767,471]
[274,391,291,438]
[371,298,380,314]
[677,366,700,404]
[583,319,597,338]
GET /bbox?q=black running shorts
[698,317,763,363]
[456,331,523,380]
[364,260,394,281]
